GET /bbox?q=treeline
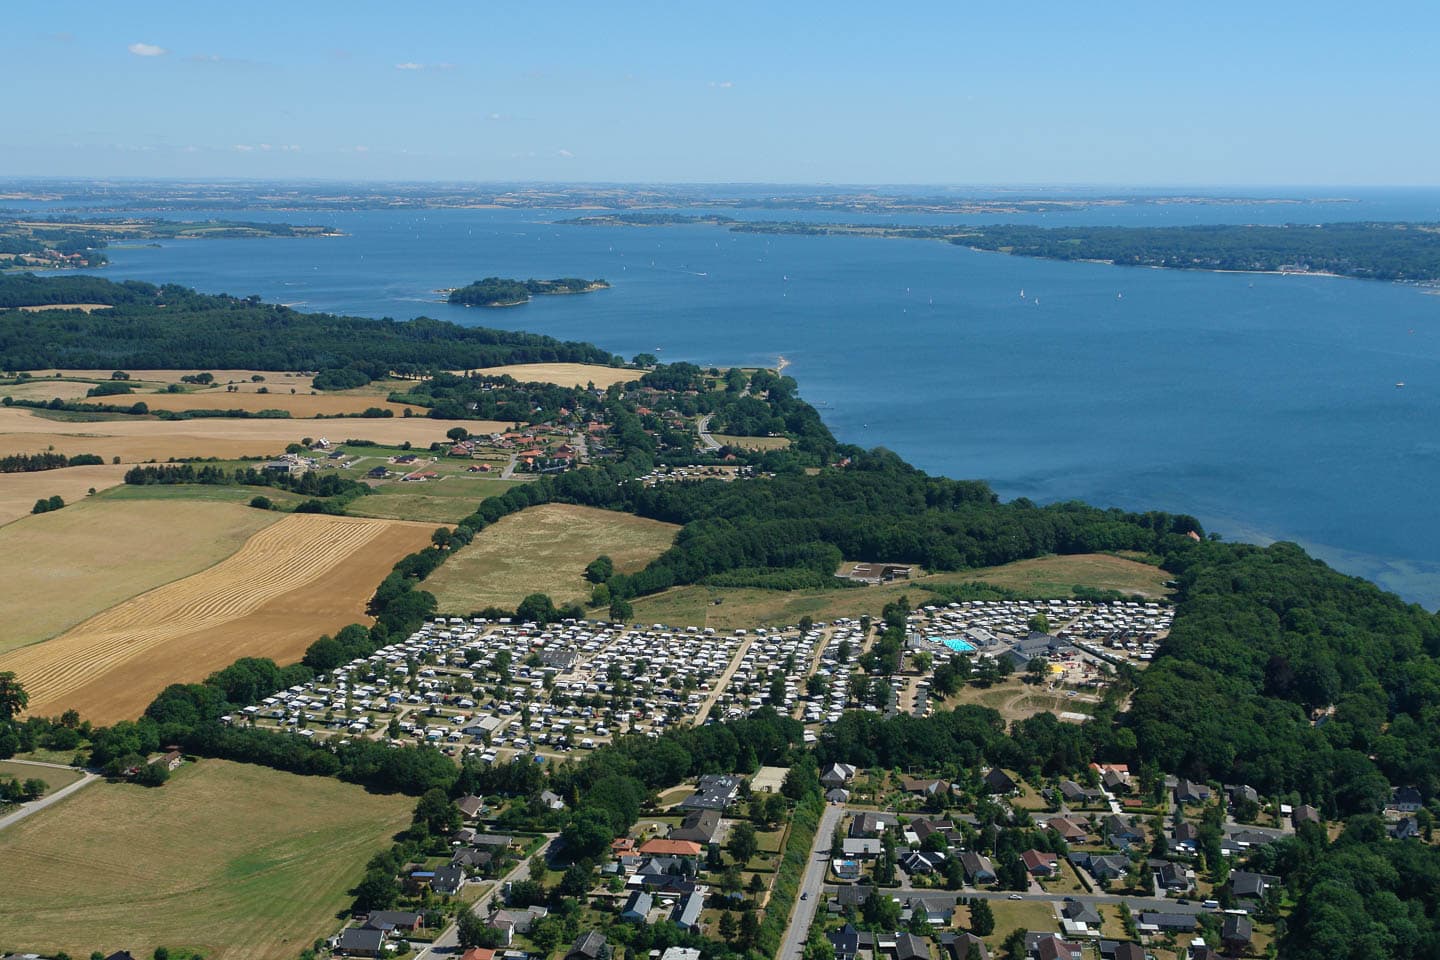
[0,275,621,385]
[447,277,608,306]
[1,394,295,419]
[1,451,103,472]
[123,463,369,502]
[399,372,595,423]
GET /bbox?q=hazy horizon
[5,2,1439,186]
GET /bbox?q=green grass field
[0,760,83,793]
[0,759,411,960]
[348,476,519,523]
[426,503,679,611]
[96,483,307,509]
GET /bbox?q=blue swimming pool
[933,637,975,653]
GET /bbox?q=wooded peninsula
[565,214,1440,282]
[0,217,337,271]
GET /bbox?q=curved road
[696,415,722,452]
[0,760,99,833]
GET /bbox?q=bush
[249,495,273,510]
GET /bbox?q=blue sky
[3,1,1438,185]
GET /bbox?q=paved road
[696,414,722,452]
[416,835,556,959]
[692,637,754,725]
[777,803,845,959]
[833,883,1205,914]
[500,453,519,480]
[0,762,99,833]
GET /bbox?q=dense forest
[447,276,609,306]
[0,275,621,384]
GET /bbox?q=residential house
[912,817,961,847]
[1021,849,1059,877]
[335,929,385,958]
[906,894,954,924]
[456,795,486,819]
[894,932,930,960]
[1071,852,1129,883]
[620,890,653,922]
[1174,779,1211,805]
[842,837,883,858]
[900,775,950,797]
[941,932,991,960]
[1292,804,1321,827]
[660,949,701,960]
[1103,815,1144,848]
[901,849,948,875]
[1389,786,1423,813]
[565,930,607,960]
[1172,821,1199,854]
[1109,944,1145,960]
[826,787,852,804]
[363,911,423,933]
[1061,901,1102,927]
[671,890,705,932]
[984,768,1019,795]
[1222,914,1253,951]
[680,774,741,810]
[830,883,875,913]
[540,789,566,810]
[1058,780,1102,805]
[850,811,898,838]
[1154,861,1193,892]
[1138,912,1198,934]
[821,762,858,788]
[1047,816,1089,843]
[828,924,862,960]
[670,809,722,846]
[1228,870,1279,902]
[431,864,465,896]
[1026,932,1084,960]
[1390,817,1421,840]
[960,852,997,884]
[638,838,703,858]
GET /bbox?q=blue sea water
[27,190,1440,607]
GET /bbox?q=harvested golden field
[0,463,131,526]
[0,379,96,401]
[464,362,639,388]
[13,303,113,313]
[427,503,678,612]
[131,390,419,417]
[24,368,325,389]
[0,759,411,960]
[0,498,280,653]
[713,434,792,451]
[0,513,434,723]
[0,405,475,462]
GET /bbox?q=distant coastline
[563,214,1440,285]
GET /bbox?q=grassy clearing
[0,514,434,723]
[349,477,519,524]
[0,760,411,960]
[627,552,1172,629]
[712,434,791,451]
[0,760,83,792]
[97,483,307,509]
[949,553,1171,599]
[0,498,280,653]
[427,503,679,612]
[985,899,1060,950]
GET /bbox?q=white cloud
[280,144,302,152]
[556,149,575,159]
[233,144,255,152]
[708,80,733,89]
[395,62,425,70]
[128,42,167,57]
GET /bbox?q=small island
[446,276,610,307]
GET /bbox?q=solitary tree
[0,672,27,722]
